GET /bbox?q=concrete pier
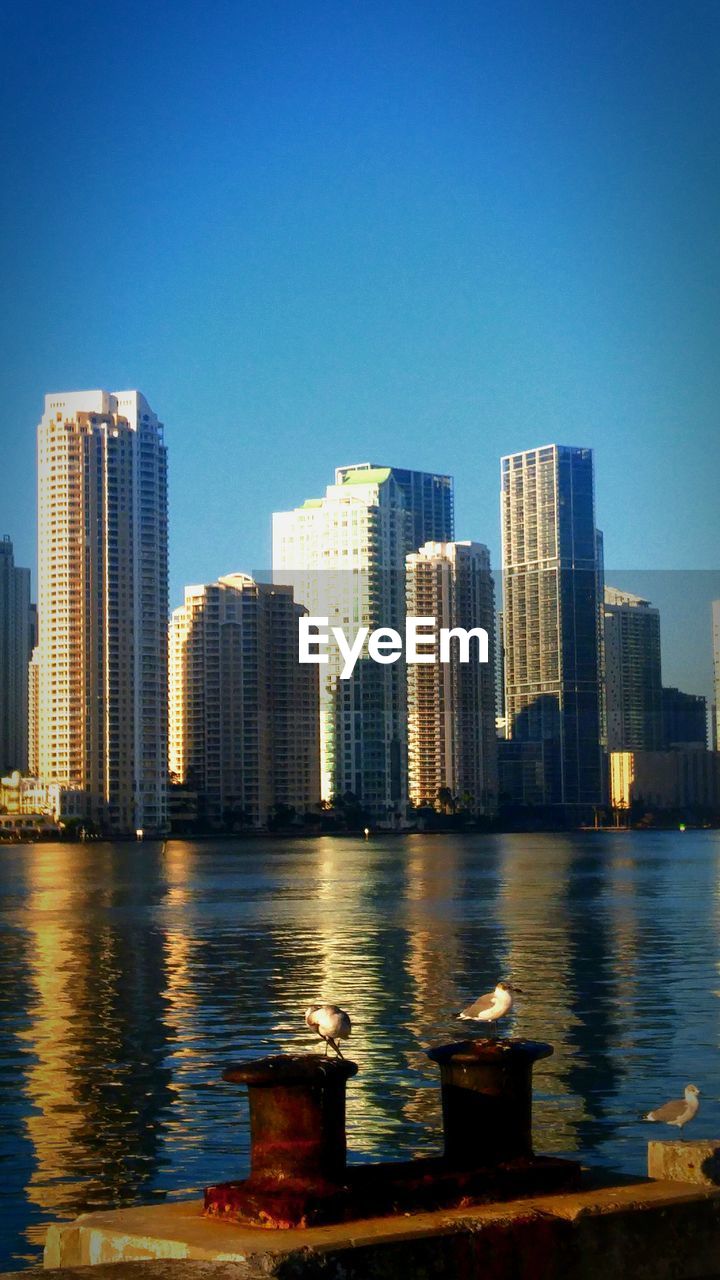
[38,1176,720,1278]
[17,1044,720,1279]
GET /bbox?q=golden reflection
[15,846,175,1247]
[397,838,464,1139]
[494,835,585,1152]
[269,836,412,1157]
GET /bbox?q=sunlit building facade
[406,541,498,814]
[169,574,320,827]
[335,463,454,552]
[273,468,410,819]
[36,390,168,835]
[501,444,604,809]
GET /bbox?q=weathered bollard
[205,1040,578,1229]
[205,1054,358,1228]
[427,1038,553,1168]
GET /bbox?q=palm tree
[437,786,455,815]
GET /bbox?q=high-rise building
[661,686,707,749]
[707,599,712,747]
[501,444,604,808]
[273,468,409,820]
[0,536,33,772]
[335,463,454,551]
[603,587,663,751]
[169,574,320,828]
[36,390,168,835]
[406,541,498,814]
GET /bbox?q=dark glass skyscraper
[0,536,32,773]
[501,445,604,808]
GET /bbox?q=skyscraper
[604,587,663,751]
[169,574,320,827]
[707,599,712,747]
[273,468,408,819]
[36,390,168,834]
[406,541,498,814]
[501,444,604,809]
[335,463,454,551]
[0,536,32,772]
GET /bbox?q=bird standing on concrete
[644,1085,700,1128]
[457,980,523,1029]
[305,1004,352,1058]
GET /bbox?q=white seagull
[644,1084,700,1128]
[457,980,524,1028]
[305,1004,352,1058]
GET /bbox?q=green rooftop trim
[301,498,323,508]
[339,466,392,486]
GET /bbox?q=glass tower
[501,444,604,808]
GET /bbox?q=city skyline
[9,383,717,833]
[5,400,719,712]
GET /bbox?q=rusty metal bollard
[427,1038,553,1168]
[205,1053,358,1227]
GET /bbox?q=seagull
[305,1004,352,1058]
[644,1084,700,1128]
[457,980,524,1029]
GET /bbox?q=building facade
[604,587,663,751]
[273,468,410,820]
[611,748,720,816]
[169,574,320,827]
[36,390,168,835]
[406,541,498,814]
[661,686,707,749]
[335,463,454,552]
[707,599,712,747]
[0,536,33,773]
[0,770,85,821]
[501,444,604,809]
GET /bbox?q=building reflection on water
[1,831,720,1269]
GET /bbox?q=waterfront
[1,831,719,1270]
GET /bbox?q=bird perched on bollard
[305,1004,352,1058]
[457,980,524,1030]
[643,1084,700,1128]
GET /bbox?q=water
[1,830,719,1270]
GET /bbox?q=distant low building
[0,813,61,839]
[0,771,86,821]
[610,749,720,814]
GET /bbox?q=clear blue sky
[2,0,719,620]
